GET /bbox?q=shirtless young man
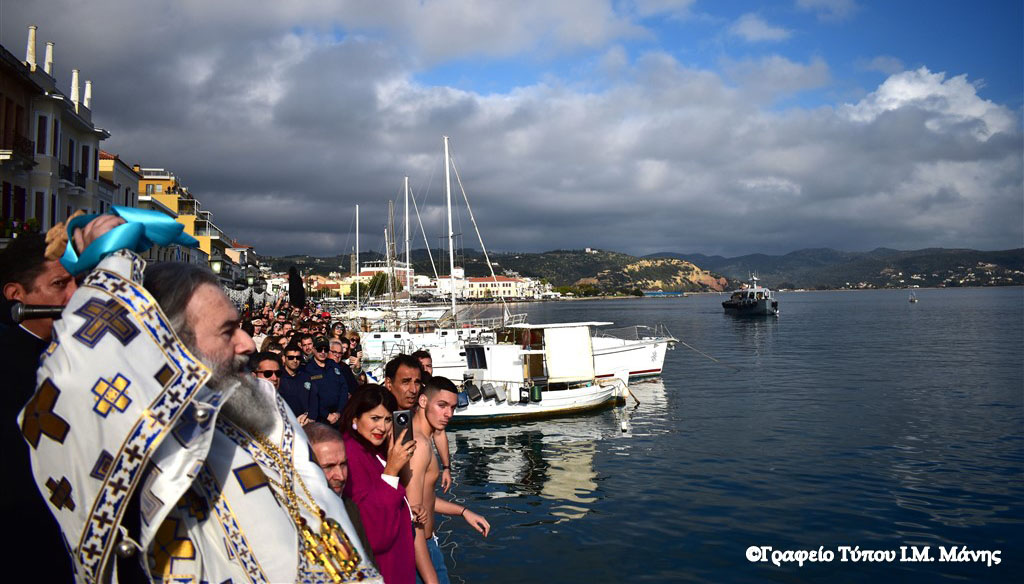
[406,376,489,584]
[411,349,453,493]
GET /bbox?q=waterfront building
[465,275,533,299]
[434,267,467,298]
[136,165,240,283]
[360,259,414,284]
[1,26,109,243]
[133,171,207,266]
[98,150,139,209]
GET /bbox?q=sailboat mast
[404,176,411,294]
[444,135,457,324]
[387,200,398,311]
[355,204,360,311]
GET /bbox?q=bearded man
[20,215,381,583]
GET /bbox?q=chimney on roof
[44,42,54,75]
[26,25,37,70]
[71,69,80,110]
[84,80,92,108]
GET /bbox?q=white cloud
[3,1,1018,258]
[722,55,830,101]
[796,0,859,22]
[600,45,630,75]
[842,67,1016,139]
[728,13,791,42]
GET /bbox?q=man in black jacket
[305,336,351,424]
[0,234,78,581]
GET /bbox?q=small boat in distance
[909,292,919,303]
[722,274,779,316]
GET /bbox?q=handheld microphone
[10,302,64,323]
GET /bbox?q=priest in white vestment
[19,213,382,584]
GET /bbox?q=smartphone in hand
[393,409,414,443]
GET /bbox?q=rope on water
[677,338,741,373]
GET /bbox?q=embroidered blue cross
[73,297,140,348]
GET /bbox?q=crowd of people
[238,302,488,583]
[0,225,487,584]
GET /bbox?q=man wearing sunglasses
[251,351,282,390]
[305,336,352,424]
[279,343,317,426]
[329,339,360,393]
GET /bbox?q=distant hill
[646,248,1024,289]
[259,246,1023,292]
[260,248,732,293]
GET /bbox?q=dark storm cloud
[3,2,1020,258]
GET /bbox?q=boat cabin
[729,288,773,302]
[464,322,612,389]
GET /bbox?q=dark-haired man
[0,233,77,582]
[252,351,282,390]
[410,349,433,378]
[383,353,423,411]
[305,337,351,424]
[298,332,315,363]
[279,342,317,425]
[409,349,452,492]
[406,377,489,584]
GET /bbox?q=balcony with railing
[139,168,174,180]
[194,225,225,239]
[177,198,200,216]
[13,133,34,159]
[1,133,36,170]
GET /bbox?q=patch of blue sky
[412,0,1020,111]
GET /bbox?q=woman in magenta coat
[341,385,418,583]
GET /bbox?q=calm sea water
[435,288,1023,583]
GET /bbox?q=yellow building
[133,165,236,280]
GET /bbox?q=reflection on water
[451,380,670,525]
[440,290,1022,583]
[541,441,597,523]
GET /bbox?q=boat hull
[591,337,670,379]
[451,382,624,422]
[432,335,673,381]
[722,299,779,316]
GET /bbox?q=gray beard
[203,353,277,434]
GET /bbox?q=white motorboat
[422,322,675,384]
[359,324,494,363]
[452,322,629,422]
[591,324,676,380]
[722,274,779,316]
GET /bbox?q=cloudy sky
[3,0,1021,257]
